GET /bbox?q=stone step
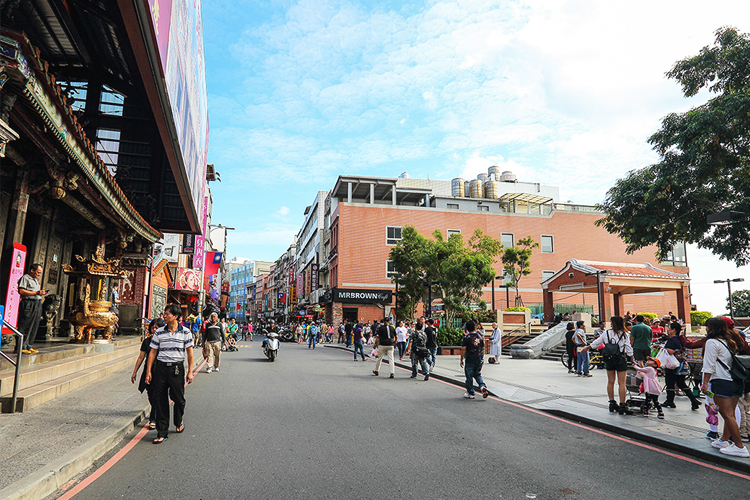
[0,336,142,373]
[0,342,140,397]
[0,355,137,413]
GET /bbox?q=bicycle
[561,350,602,372]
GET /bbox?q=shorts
[633,348,651,362]
[604,354,628,372]
[711,378,745,399]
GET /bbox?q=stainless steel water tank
[488,165,501,180]
[500,170,517,182]
[464,181,470,197]
[484,180,499,199]
[469,179,483,198]
[451,178,465,197]
[477,173,488,183]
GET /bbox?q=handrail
[1,320,24,414]
[503,320,534,337]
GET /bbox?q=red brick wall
[335,204,688,317]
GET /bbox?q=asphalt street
[53,338,750,500]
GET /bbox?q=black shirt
[345,323,353,335]
[425,326,437,348]
[665,336,682,351]
[377,324,396,346]
[204,322,224,343]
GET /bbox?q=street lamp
[714,278,745,319]
[423,280,439,319]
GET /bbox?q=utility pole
[714,278,745,318]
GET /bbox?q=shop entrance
[343,308,358,323]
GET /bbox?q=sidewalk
[327,344,750,473]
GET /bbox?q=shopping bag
[370,349,379,358]
[655,347,679,370]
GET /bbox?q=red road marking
[58,359,207,499]
[353,350,750,481]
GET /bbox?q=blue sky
[203,0,750,315]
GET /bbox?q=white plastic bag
[370,348,379,358]
[656,347,679,370]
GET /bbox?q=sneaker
[410,375,417,379]
[642,409,649,417]
[743,435,750,443]
[215,367,219,372]
[584,373,593,377]
[706,431,720,440]
[712,439,731,449]
[568,369,574,373]
[481,387,489,398]
[206,368,212,373]
[720,444,750,458]
[662,402,676,409]
[21,349,33,354]
[424,374,429,381]
[463,393,475,399]
[29,348,39,353]
[657,412,664,420]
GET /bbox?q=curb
[325,344,750,474]
[545,408,750,474]
[0,401,150,500]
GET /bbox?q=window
[99,85,124,116]
[61,81,87,112]
[447,203,459,209]
[447,229,461,238]
[541,235,554,253]
[478,205,489,212]
[542,271,555,281]
[501,233,514,248]
[386,226,403,245]
[661,242,687,267]
[96,128,121,176]
[386,260,398,279]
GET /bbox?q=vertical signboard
[305,269,311,295]
[296,272,303,300]
[2,243,27,335]
[182,234,195,254]
[311,263,319,292]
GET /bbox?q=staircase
[500,324,548,356]
[0,338,142,413]
[539,333,596,362]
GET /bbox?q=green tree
[596,27,750,265]
[388,226,502,323]
[501,237,539,307]
[729,289,750,317]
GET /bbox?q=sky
[202,0,750,316]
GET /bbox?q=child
[634,357,664,419]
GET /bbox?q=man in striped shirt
[145,304,194,444]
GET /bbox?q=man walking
[17,264,47,354]
[202,313,225,373]
[307,321,319,349]
[425,318,438,368]
[145,304,194,444]
[337,323,345,344]
[630,315,652,367]
[344,320,353,348]
[459,321,488,399]
[373,317,397,378]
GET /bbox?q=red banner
[2,243,26,335]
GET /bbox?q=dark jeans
[411,356,430,377]
[353,340,365,360]
[663,368,699,405]
[397,341,407,358]
[428,346,437,366]
[18,299,42,349]
[146,384,157,423]
[346,334,353,347]
[153,361,186,439]
[464,360,486,395]
[338,333,344,344]
[566,343,576,370]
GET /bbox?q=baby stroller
[225,336,239,352]
[624,366,648,412]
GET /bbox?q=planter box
[438,346,462,356]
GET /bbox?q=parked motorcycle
[262,330,280,361]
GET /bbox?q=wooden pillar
[7,170,29,245]
[600,282,611,321]
[676,285,690,324]
[613,293,624,317]
[543,287,554,322]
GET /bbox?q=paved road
[55,339,749,499]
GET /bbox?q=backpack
[601,330,624,360]
[412,331,429,358]
[716,339,750,381]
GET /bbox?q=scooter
[262,331,280,361]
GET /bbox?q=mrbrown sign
[333,288,392,304]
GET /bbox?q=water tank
[469,179,483,198]
[484,180,499,199]
[500,170,517,182]
[451,178,465,197]
[477,173,488,183]
[488,165,501,180]
[398,172,409,178]
[464,181,470,197]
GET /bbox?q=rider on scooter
[262,320,280,349]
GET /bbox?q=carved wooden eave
[0,31,162,243]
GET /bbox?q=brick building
[320,172,689,325]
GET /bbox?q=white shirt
[589,329,634,357]
[702,338,734,382]
[396,326,408,343]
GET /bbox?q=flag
[205,252,222,276]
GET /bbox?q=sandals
[153,437,168,444]
[175,424,185,433]
[146,422,156,430]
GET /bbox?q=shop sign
[333,288,392,304]
[311,263,319,291]
[174,268,201,291]
[2,243,26,335]
[305,269,311,295]
[183,234,195,254]
[296,272,303,299]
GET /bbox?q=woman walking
[582,316,634,415]
[131,319,164,430]
[661,321,701,410]
[396,321,408,360]
[352,322,366,361]
[701,317,749,457]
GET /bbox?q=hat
[721,316,735,329]
[649,356,661,368]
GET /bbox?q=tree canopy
[730,289,750,317]
[501,237,539,307]
[596,27,750,265]
[388,226,502,322]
